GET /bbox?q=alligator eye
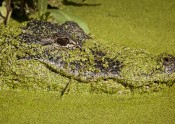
[56,37,69,46]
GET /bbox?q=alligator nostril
[162,55,175,73]
[163,57,169,62]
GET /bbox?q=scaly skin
[0,20,174,94]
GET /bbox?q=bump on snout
[162,54,175,73]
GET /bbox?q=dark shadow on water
[62,0,101,6]
[11,4,59,23]
[11,8,30,23]
[48,4,60,9]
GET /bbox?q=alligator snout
[162,54,175,73]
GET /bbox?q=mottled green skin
[18,20,122,82]
[19,20,91,49]
[0,22,175,94]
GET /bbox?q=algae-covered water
[0,0,175,123]
[72,0,175,55]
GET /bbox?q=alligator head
[1,20,174,94]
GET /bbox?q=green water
[68,0,175,55]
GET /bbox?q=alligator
[0,20,175,94]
